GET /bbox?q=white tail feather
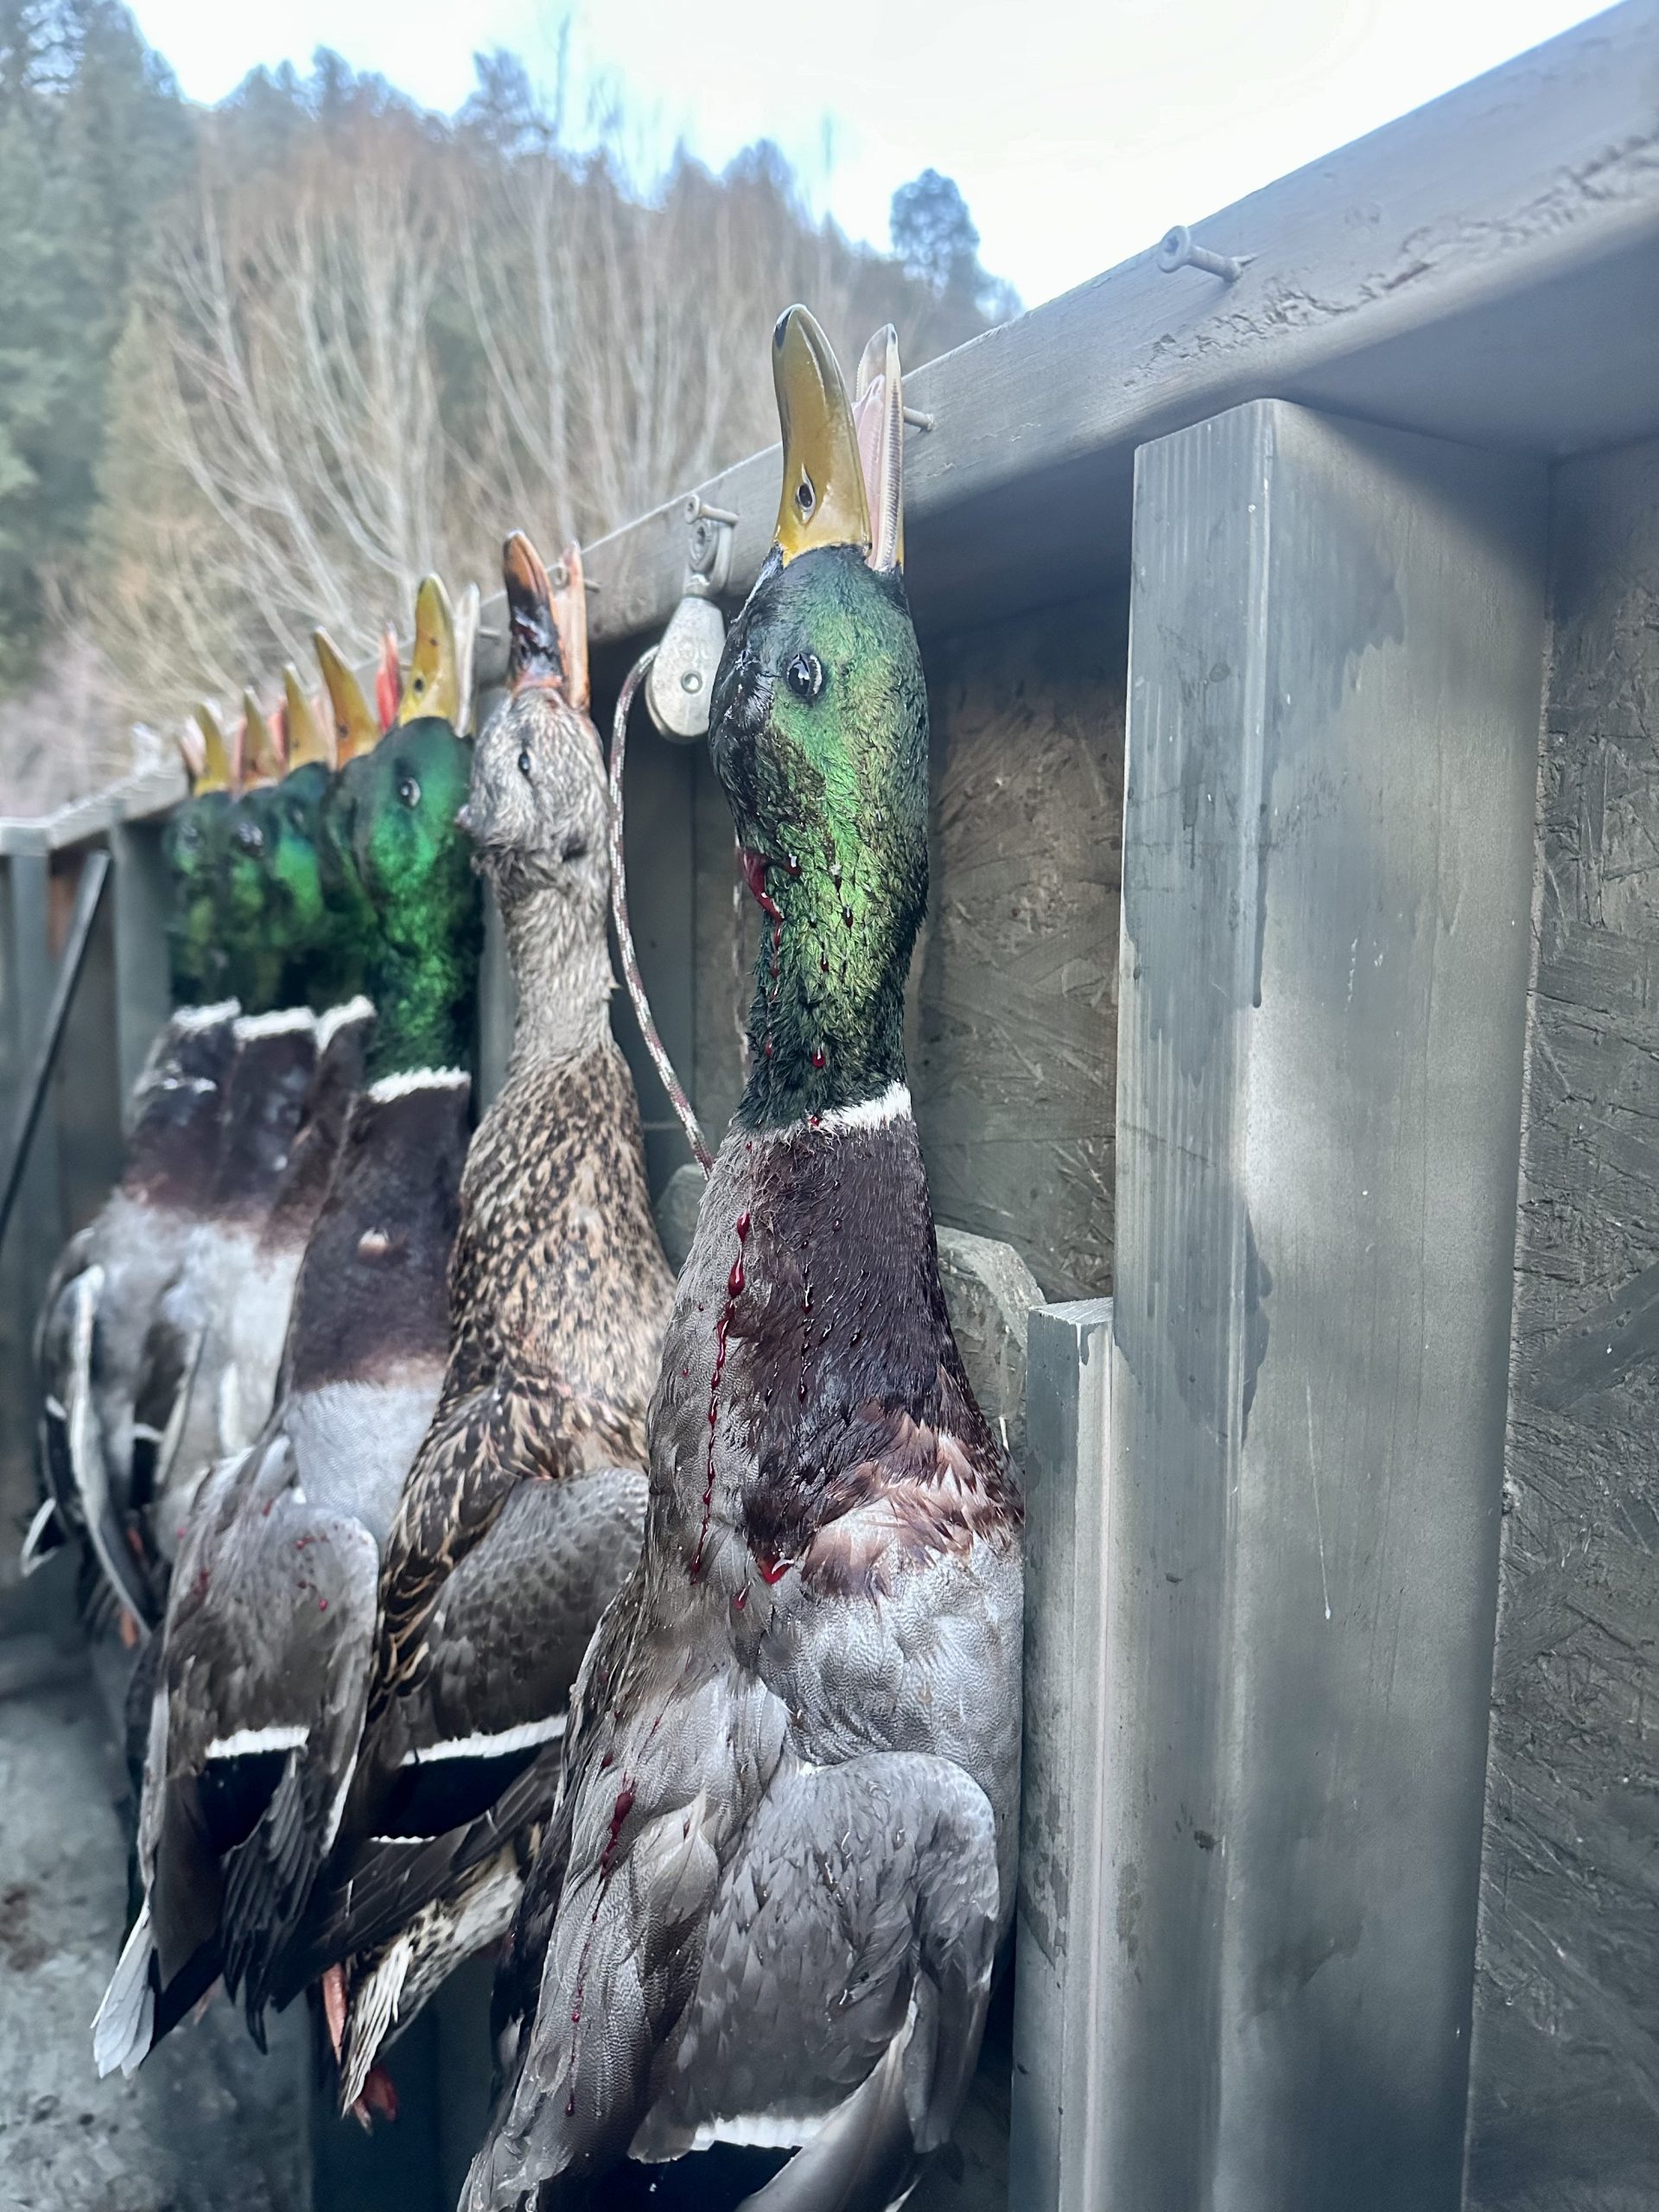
[92,1904,156,2078]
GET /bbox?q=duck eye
[397,773,421,809]
[518,749,532,778]
[785,652,823,702]
[794,471,816,518]
[237,822,264,856]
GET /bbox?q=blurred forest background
[0,0,1015,811]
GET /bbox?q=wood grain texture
[911,593,1123,1300]
[1114,400,1543,2212]
[1467,435,1659,2212]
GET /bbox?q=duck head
[216,688,331,1015]
[464,536,607,918]
[321,579,481,1077]
[708,308,923,1127]
[461,533,612,1064]
[165,706,235,1003]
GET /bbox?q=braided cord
[609,648,713,1175]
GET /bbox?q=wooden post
[111,819,175,1107]
[1105,399,1546,2209]
[0,851,63,1603]
[1010,1296,1114,2212]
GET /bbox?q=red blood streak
[601,1785,636,1873]
[741,849,782,919]
[758,1555,792,1586]
[691,1208,751,1580]
[810,1048,826,1070]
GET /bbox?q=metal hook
[645,492,736,740]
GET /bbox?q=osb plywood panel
[910,592,1124,1301]
[687,589,1125,1303]
[1467,437,1659,2211]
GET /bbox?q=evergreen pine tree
[0,0,188,685]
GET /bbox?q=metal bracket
[645,495,737,740]
[1155,225,1255,283]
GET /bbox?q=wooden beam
[0,855,63,1600]
[1107,398,1545,2209]
[110,822,175,1104]
[1011,1296,1114,2212]
[564,1,1659,655]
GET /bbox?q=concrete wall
[1467,435,1659,2209]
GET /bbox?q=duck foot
[351,2063,399,2130]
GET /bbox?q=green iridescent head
[261,760,375,1007]
[323,715,480,1077]
[218,782,310,1015]
[162,789,233,1003]
[709,308,924,1127]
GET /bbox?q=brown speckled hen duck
[249,533,676,2107]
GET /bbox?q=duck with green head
[125,681,353,1558]
[467,312,1022,2212]
[206,591,470,1499]
[27,708,251,1623]
[98,576,484,2082]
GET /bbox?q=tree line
[0,1,1014,806]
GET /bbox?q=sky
[126,0,1614,308]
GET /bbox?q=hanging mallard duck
[94,577,483,2082]
[24,715,243,1628]
[209,593,461,1481]
[465,311,1023,2212]
[123,687,329,1553]
[255,532,676,2113]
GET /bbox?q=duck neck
[737,845,912,1131]
[500,881,613,1076]
[367,916,478,1081]
[168,911,221,1008]
[226,933,289,1019]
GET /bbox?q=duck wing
[94,1432,382,2070]
[127,1293,205,1522]
[471,1733,999,2212]
[26,1236,94,1576]
[40,1265,161,1628]
[265,1454,645,2069]
[371,1453,645,1816]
